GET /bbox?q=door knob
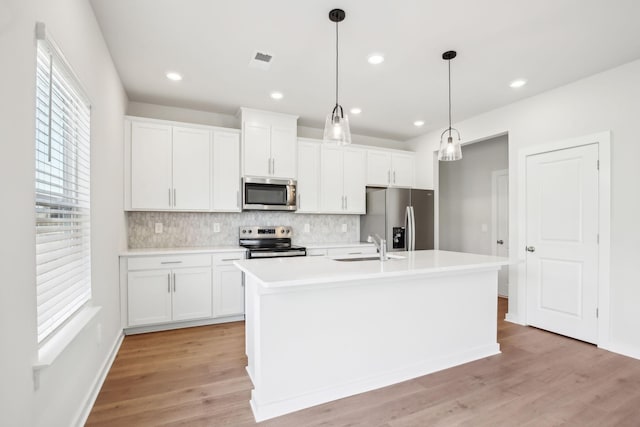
[497,240,504,245]
[526,246,535,252]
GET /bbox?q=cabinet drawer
[127,254,212,271]
[212,252,246,266]
[327,246,377,256]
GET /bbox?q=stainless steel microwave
[242,177,297,211]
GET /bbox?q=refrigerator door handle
[410,206,416,251]
[404,206,411,251]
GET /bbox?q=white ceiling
[90,0,640,141]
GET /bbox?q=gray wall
[439,135,508,255]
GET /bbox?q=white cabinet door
[212,131,241,211]
[321,145,345,213]
[243,123,271,177]
[391,153,414,188]
[127,269,172,326]
[172,267,213,321]
[270,126,296,179]
[367,151,392,186]
[172,127,211,210]
[131,122,172,209]
[213,265,245,317]
[297,140,321,212]
[343,148,366,214]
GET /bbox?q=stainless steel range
[239,226,307,259]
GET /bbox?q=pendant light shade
[438,50,462,161]
[323,8,351,145]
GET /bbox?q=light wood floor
[86,298,640,426]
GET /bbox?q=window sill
[33,306,101,371]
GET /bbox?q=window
[35,25,92,344]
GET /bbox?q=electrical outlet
[213,223,221,233]
[304,224,310,233]
[154,223,163,234]
[341,224,348,233]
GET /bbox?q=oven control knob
[248,230,252,233]
[242,230,246,234]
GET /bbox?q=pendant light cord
[448,58,452,136]
[335,21,339,110]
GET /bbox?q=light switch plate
[341,224,348,233]
[213,223,221,233]
[154,223,163,234]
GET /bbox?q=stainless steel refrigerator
[360,188,434,251]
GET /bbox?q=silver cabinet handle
[348,252,363,255]
[345,196,348,210]
[168,188,172,206]
[272,158,275,175]
[297,193,301,210]
[161,261,182,264]
[173,188,176,207]
[388,170,391,184]
[237,190,240,208]
[221,258,242,262]
[167,273,171,293]
[393,171,396,183]
[173,273,176,292]
[497,240,504,245]
[526,246,535,252]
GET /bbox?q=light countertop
[235,250,509,289]
[120,246,245,256]
[304,242,375,249]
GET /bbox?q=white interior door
[525,143,599,343]
[492,170,509,296]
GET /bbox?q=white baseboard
[504,312,525,325]
[124,315,244,335]
[73,331,124,427]
[251,343,501,422]
[606,342,640,361]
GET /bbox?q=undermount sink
[333,254,405,262]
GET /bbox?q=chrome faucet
[367,234,389,261]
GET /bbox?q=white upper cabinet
[172,127,210,210]
[321,145,366,214]
[212,131,241,211]
[296,139,321,213]
[366,149,415,188]
[125,117,241,212]
[241,108,298,179]
[131,122,173,209]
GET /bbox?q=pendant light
[438,50,462,161]
[323,8,351,145]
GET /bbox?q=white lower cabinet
[127,264,212,327]
[124,251,246,332]
[213,252,246,317]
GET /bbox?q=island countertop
[234,249,508,289]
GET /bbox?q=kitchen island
[234,250,508,421]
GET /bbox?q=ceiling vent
[249,51,273,70]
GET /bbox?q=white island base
[235,250,507,422]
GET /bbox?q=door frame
[517,131,611,348]
[491,169,509,297]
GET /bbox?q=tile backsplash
[127,211,360,248]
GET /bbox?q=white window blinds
[35,26,92,344]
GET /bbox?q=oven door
[243,177,297,211]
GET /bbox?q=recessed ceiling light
[350,108,362,115]
[413,120,425,127]
[509,79,527,88]
[270,91,283,100]
[166,72,183,81]
[367,54,385,65]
